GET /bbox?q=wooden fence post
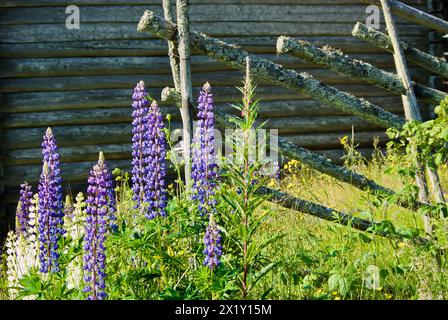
[161,86,428,212]
[176,0,192,191]
[162,0,181,92]
[380,0,445,235]
[363,0,448,34]
[352,22,448,79]
[137,11,406,130]
[276,36,447,105]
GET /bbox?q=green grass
[254,160,448,300]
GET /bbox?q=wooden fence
[0,0,439,233]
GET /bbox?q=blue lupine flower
[203,214,223,270]
[37,128,64,273]
[191,82,218,215]
[17,182,33,235]
[131,81,167,219]
[83,152,115,300]
[145,100,168,219]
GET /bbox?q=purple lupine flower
[83,152,115,300]
[192,82,218,215]
[41,127,64,237]
[131,81,167,219]
[131,81,151,208]
[145,100,167,219]
[38,162,61,273]
[16,182,33,235]
[203,214,222,270]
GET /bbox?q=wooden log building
[0,0,446,235]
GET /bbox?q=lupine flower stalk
[65,192,86,240]
[36,127,64,274]
[203,214,223,270]
[66,192,87,289]
[41,127,64,237]
[83,152,115,300]
[191,82,218,215]
[131,81,167,219]
[38,162,62,273]
[6,203,39,299]
[16,182,33,235]
[131,81,151,207]
[146,100,167,219]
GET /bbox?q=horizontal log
[2,69,426,93]
[0,0,427,8]
[0,36,428,58]
[277,36,445,105]
[2,96,410,128]
[1,116,388,150]
[282,130,389,150]
[138,11,406,129]
[259,187,427,244]
[0,54,399,78]
[164,87,394,198]
[1,159,133,187]
[1,85,405,113]
[4,144,133,165]
[352,22,448,79]
[1,84,400,113]
[2,143,379,166]
[0,4,423,25]
[363,0,448,34]
[0,21,426,43]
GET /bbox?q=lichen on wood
[138,11,406,130]
[276,35,447,106]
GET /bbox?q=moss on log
[276,36,446,106]
[353,22,448,79]
[138,11,406,130]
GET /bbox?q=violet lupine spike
[37,162,61,273]
[41,127,65,238]
[192,82,218,216]
[131,81,151,208]
[83,152,115,300]
[100,152,117,231]
[145,100,167,220]
[203,214,223,270]
[130,81,167,219]
[16,182,33,235]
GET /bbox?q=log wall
[0,0,434,235]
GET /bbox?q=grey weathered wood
[4,144,132,165]
[176,0,193,191]
[0,4,424,25]
[3,69,427,93]
[162,0,181,91]
[380,0,430,209]
[381,0,444,235]
[0,36,427,58]
[0,0,425,7]
[364,0,448,34]
[2,85,401,114]
[162,87,424,211]
[2,96,408,127]
[352,23,448,79]
[0,21,425,43]
[0,54,401,78]
[138,11,406,130]
[277,36,446,105]
[2,116,393,149]
[258,187,427,244]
